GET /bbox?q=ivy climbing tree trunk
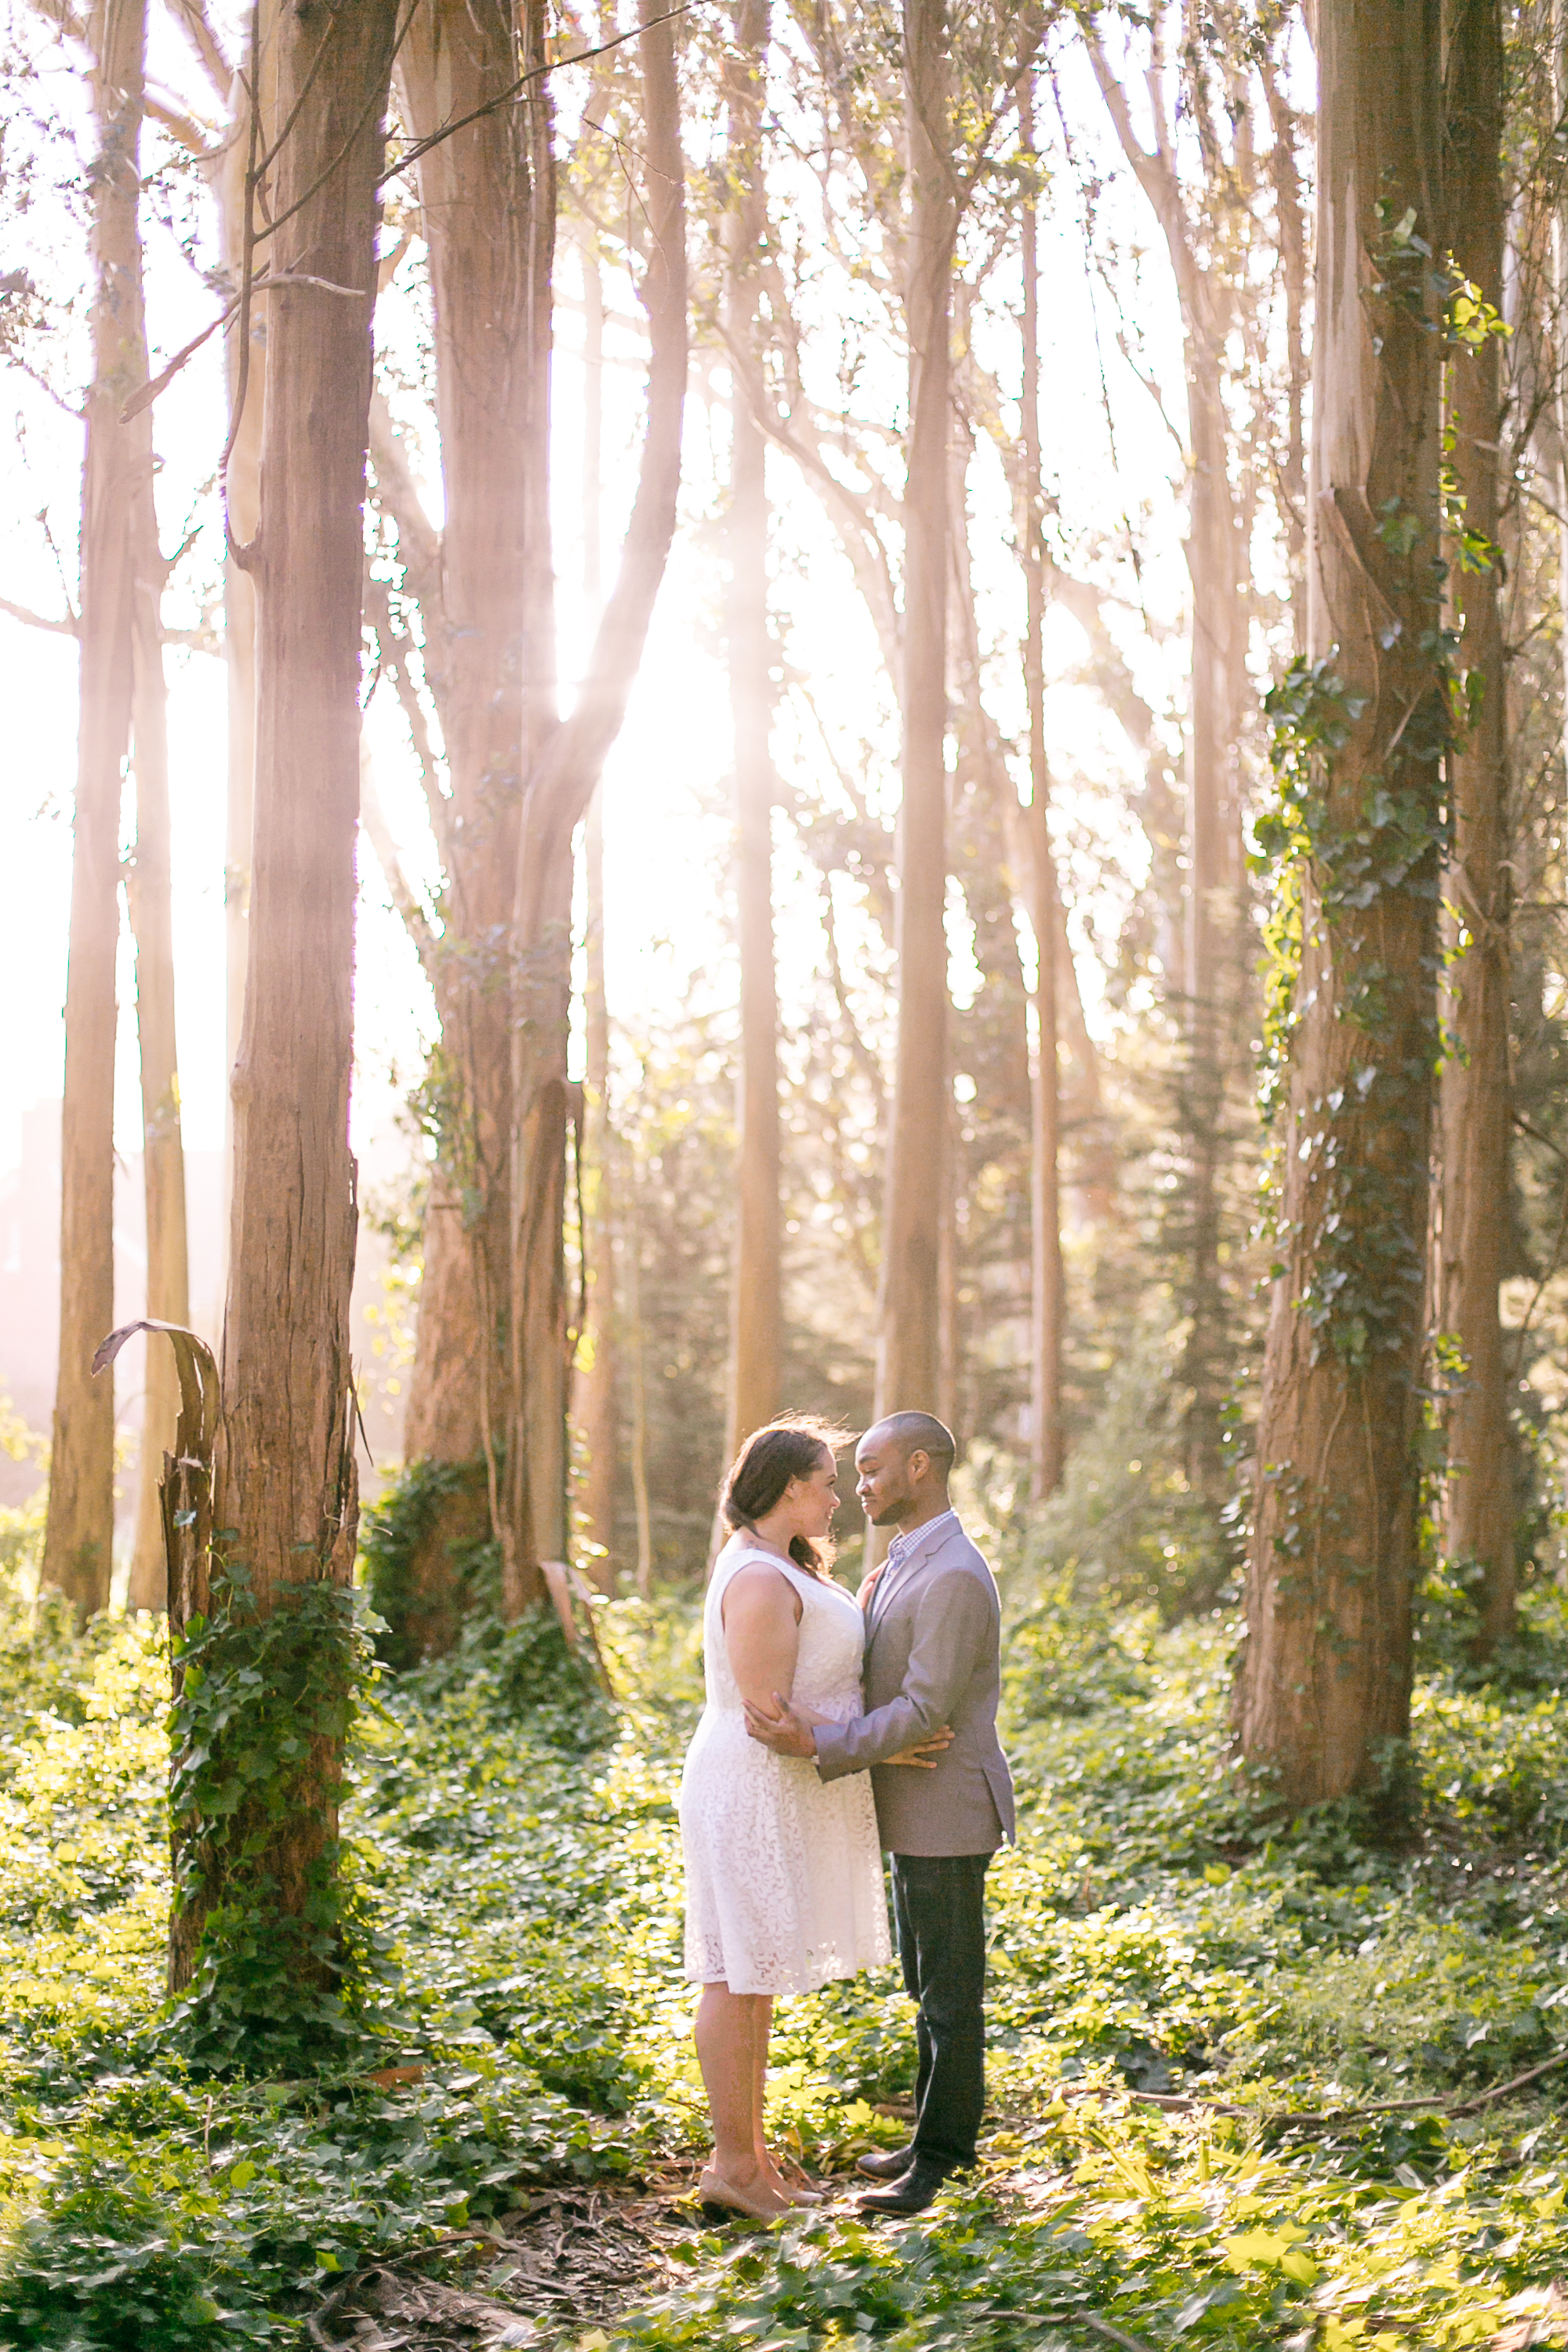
[183,0,398,2003]
[1440,0,1512,1654]
[44,0,147,1624]
[1234,0,1444,1809]
[723,0,782,1465]
[875,0,953,1425]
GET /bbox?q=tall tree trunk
[44,0,147,1623]
[1021,82,1063,1502]
[221,91,265,1303]
[126,459,189,1612]
[388,0,550,1642]
[181,0,398,1989]
[1234,0,1443,1809]
[1083,10,1251,1503]
[876,0,953,1422]
[627,1144,654,1599]
[1441,0,1512,1652]
[723,0,782,1461]
[503,0,685,1609]
[1553,0,1568,763]
[1262,56,1308,637]
[579,782,619,1586]
[576,244,619,1590]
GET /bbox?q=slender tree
[1083,4,1261,1501]
[1235,0,1445,1808]
[722,0,782,1464]
[876,0,955,1424]
[376,0,551,1635]
[1440,0,1512,1652]
[44,0,147,1621]
[1020,78,1063,1501]
[185,0,400,1985]
[502,0,687,1609]
[222,82,264,1295]
[126,441,190,1611]
[579,777,619,1587]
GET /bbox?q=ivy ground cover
[0,1555,1566,2349]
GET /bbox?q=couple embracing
[677,1410,1015,2220]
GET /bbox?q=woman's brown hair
[720,1414,848,1578]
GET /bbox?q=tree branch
[516,0,688,918]
[165,0,233,101]
[367,391,443,615]
[0,591,78,635]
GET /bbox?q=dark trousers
[889,1850,991,2173]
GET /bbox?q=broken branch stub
[93,1319,219,1626]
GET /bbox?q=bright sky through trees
[0,5,1254,1192]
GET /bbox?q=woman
[678,1415,943,2217]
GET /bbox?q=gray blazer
[813,1512,1016,1857]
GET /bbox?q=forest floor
[2,1530,1568,2351]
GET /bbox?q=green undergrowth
[0,1508,1565,2347]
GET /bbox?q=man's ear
[907,1448,930,1483]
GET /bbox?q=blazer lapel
[867,1517,952,1635]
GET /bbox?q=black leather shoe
[856,2158,949,2216]
[856,2144,916,2181]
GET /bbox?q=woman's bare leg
[751,1994,775,2174]
[695,1984,789,2209]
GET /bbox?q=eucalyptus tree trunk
[44,0,146,1624]
[126,462,189,1613]
[1440,0,1512,1653]
[1083,7,1250,1503]
[1021,82,1063,1502]
[875,0,953,1423]
[188,0,398,1989]
[1262,56,1308,635]
[388,0,546,1642]
[1554,0,1568,751]
[576,252,619,1588]
[1234,0,1443,1809]
[221,80,266,1296]
[723,0,782,1461]
[502,0,686,1610]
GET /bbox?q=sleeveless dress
[678,1538,891,1995]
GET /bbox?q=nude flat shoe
[698,2167,791,2220]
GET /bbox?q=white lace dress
[679,1539,891,1995]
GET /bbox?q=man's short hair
[864,1411,956,1478]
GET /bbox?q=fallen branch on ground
[1122,2044,1568,2131]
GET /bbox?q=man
[744,1411,1015,2216]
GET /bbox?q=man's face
[855,1434,923,1527]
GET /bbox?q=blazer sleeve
[812,1568,993,1782]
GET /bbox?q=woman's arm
[720,1563,803,1719]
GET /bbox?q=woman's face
[788,1451,840,1539]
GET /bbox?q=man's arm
[800,1570,993,1780]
